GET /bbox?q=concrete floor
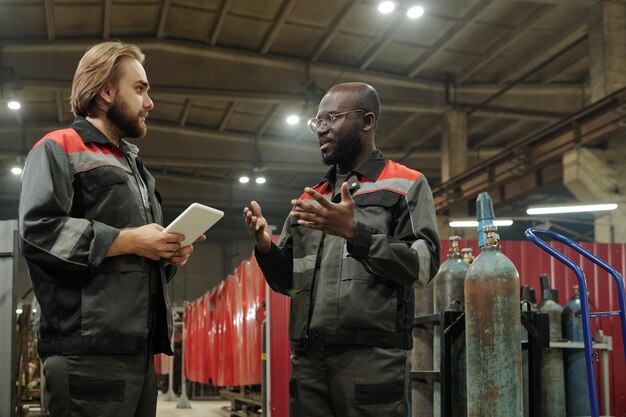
[156,396,232,417]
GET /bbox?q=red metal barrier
[183,254,269,388]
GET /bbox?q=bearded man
[18,41,203,417]
[244,82,441,417]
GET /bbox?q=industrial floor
[156,395,232,417]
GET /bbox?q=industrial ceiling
[0,0,616,241]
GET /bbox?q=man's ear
[362,112,376,132]
[98,84,115,105]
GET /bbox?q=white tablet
[164,203,224,246]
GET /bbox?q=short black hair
[354,83,380,123]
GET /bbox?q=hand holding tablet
[164,203,224,246]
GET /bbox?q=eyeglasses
[307,109,367,133]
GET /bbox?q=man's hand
[290,182,357,240]
[167,234,207,266]
[244,201,272,254]
[108,223,185,261]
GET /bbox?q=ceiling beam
[219,101,237,131]
[16,78,567,121]
[457,4,558,84]
[497,23,587,83]
[4,41,584,96]
[358,14,407,70]
[260,0,297,54]
[407,0,493,77]
[103,0,112,39]
[156,0,171,39]
[311,0,359,62]
[210,0,233,46]
[44,0,55,41]
[179,99,192,126]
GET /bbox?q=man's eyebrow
[136,80,150,90]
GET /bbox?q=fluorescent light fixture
[7,101,21,110]
[449,220,514,228]
[527,203,618,215]
[286,115,300,125]
[11,167,22,175]
[255,177,266,184]
[407,6,424,18]
[378,1,395,14]
[238,176,250,184]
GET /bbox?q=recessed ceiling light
[526,203,618,215]
[286,115,300,125]
[11,167,22,175]
[407,6,424,19]
[239,176,250,184]
[378,1,395,14]
[255,177,266,184]
[7,101,21,110]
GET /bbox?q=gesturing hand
[290,182,357,240]
[243,201,272,254]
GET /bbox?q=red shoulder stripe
[378,160,422,181]
[33,128,123,157]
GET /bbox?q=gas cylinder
[412,280,433,417]
[562,286,591,417]
[537,274,566,417]
[434,236,467,312]
[461,248,475,264]
[465,224,523,417]
[520,286,537,417]
[433,236,468,417]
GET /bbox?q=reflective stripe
[353,177,415,197]
[69,150,131,174]
[50,218,91,263]
[412,239,431,288]
[293,254,317,273]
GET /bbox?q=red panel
[268,283,291,417]
[440,239,626,416]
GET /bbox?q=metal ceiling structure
[0,0,616,241]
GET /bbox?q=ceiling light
[11,167,22,175]
[7,101,21,110]
[378,1,395,14]
[286,115,300,125]
[526,203,618,215]
[255,177,266,184]
[16,308,23,314]
[239,176,250,184]
[449,219,514,228]
[407,6,424,19]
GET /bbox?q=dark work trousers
[289,345,410,417]
[42,352,157,417]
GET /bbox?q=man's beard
[107,97,146,139]
[321,129,363,167]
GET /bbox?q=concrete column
[563,146,626,243]
[588,0,626,102]
[440,110,468,183]
[565,1,626,242]
[439,110,473,241]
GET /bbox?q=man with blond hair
[19,41,202,417]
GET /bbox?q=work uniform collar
[318,149,387,186]
[71,116,140,156]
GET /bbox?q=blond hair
[70,41,145,117]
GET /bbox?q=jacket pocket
[289,270,313,341]
[337,256,397,332]
[81,270,148,337]
[79,165,129,192]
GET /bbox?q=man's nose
[144,94,154,110]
